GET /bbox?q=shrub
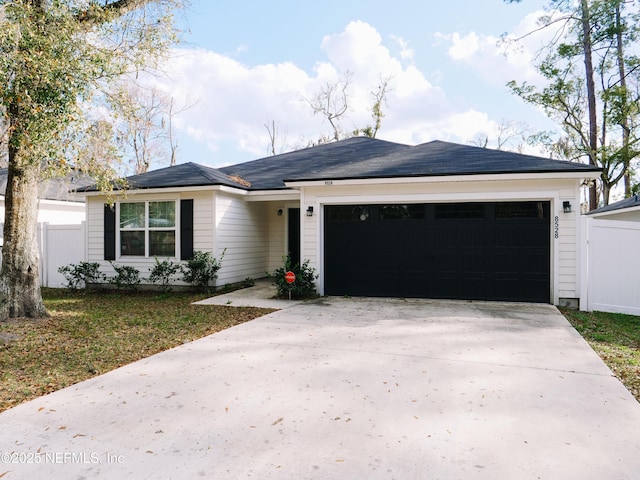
[58,262,105,290]
[109,262,141,292]
[148,258,181,292]
[270,255,318,299]
[181,249,225,292]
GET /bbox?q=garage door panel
[324,202,550,302]
[458,274,488,300]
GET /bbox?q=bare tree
[113,82,170,174]
[353,75,392,138]
[167,96,179,166]
[305,71,353,142]
[470,119,531,151]
[264,119,289,156]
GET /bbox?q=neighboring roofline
[588,204,640,218]
[0,194,86,205]
[586,194,640,216]
[284,170,600,187]
[36,198,87,207]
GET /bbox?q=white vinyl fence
[38,222,86,288]
[581,217,640,315]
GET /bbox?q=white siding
[192,191,215,252]
[86,192,215,283]
[215,193,268,285]
[300,177,582,303]
[86,196,106,262]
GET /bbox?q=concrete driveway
[1,296,640,479]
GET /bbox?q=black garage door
[324,202,550,303]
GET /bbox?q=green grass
[560,307,640,402]
[0,289,275,412]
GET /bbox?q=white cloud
[435,10,554,87]
[146,19,545,166]
[390,34,415,64]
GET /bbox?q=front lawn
[561,308,640,402]
[0,289,275,413]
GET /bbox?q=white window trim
[116,198,180,260]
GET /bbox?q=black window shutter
[180,199,194,260]
[104,204,116,261]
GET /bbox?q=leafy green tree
[0,0,184,319]
[505,0,640,208]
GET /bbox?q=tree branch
[76,0,154,24]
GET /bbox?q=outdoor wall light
[306,206,314,217]
[277,209,283,216]
[563,201,572,213]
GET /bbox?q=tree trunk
[602,182,611,207]
[580,0,599,211]
[0,147,48,320]
[614,1,632,197]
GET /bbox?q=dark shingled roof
[79,137,602,193]
[79,162,248,192]
[280,139,602,184]
[219,136,410,190]
[0,168,93,202]
[223,138,600,189]
[588,194,640,215]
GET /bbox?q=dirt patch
[0,332,20,344]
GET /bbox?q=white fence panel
[38,222,86,288]
[583,218,640,315]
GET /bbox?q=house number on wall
[554,216,559,239]
[325,180,333,186]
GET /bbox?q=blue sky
[151,0,554,168]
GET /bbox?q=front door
[288,208,300,269]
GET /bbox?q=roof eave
[76,184,249,197]
[284,170,602,187]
